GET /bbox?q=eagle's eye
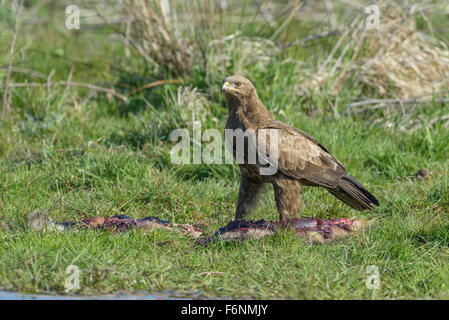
[235,82,241,88]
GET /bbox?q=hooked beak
[221,81,230,93]
[221,81,238,94]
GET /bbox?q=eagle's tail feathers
[327,175,379,211]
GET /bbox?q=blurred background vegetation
[1,1,448,178]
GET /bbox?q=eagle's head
[221,75,256,99]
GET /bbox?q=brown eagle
[222,75,379,221]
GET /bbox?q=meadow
[0,0,448,299]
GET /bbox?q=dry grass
[173,86,213,124]
[95,0,449,102]
[206,32,279,81]
[95,0,301,81]
[297,1,449,99]
[96,0,230,78]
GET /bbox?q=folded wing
[261,122,379,210]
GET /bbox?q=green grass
[0,0,449,299]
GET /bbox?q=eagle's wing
[261,122,346,188]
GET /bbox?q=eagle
[221,75,379,221]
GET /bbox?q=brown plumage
[222,75,379,221]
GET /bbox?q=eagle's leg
[234,175,264,220]
[273,179,303,221]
